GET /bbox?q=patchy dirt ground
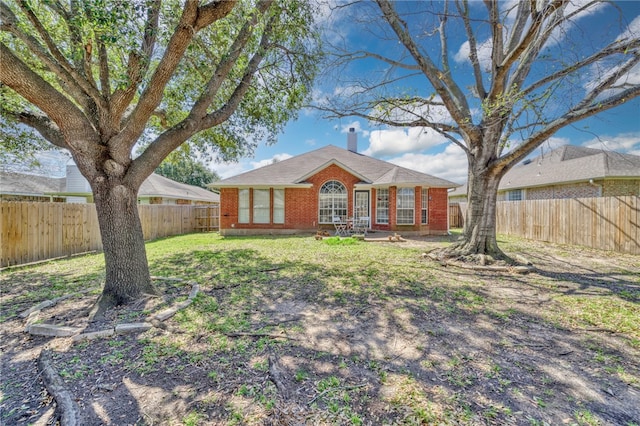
[1,234,639,425]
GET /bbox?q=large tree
[1,0,318,315]
[320,0,640,260]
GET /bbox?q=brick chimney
[347,128,357,152]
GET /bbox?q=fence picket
[1,202,219,267]
[494,196,638,255]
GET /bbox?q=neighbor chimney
[347,128,357,152]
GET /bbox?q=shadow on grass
[2,235,639,425]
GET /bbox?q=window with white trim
[238,189,249,223]
[421,188,428,224]
[319,180,347,223]
[273,189,284,224]
[376,188,389,224]
[253,189,270,223]
[396,187,414,225]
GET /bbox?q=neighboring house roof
[139,173,219,202]
[215,145,460,188]
[0,171,65,196]
[449,145,640,197]
[0,171,219,203]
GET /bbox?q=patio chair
[333,216,348,236]
[352,216,369,236]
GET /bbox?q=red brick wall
[219,165,451,235]
[500,179,640,201]
[427,187,449,233]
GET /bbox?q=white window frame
[319,180,348,223]
[273,189,284,224]
[421,188,428,224]
[238,189,249,223]
[396,187,415,225]
[376,188,389,224]
[253,189,270,223]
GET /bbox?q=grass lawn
[1,232,639,425]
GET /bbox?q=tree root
[424,247,534,273]
[38,349,83,426]
[268,352,289,399]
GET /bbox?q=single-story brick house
[449,145,640,203]
[213,130,460,236]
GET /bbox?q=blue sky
[212,0,640,185]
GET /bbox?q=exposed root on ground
[38,349,83,426]
[424,247,534,273]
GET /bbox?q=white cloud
[387,143,468,184]
[363,127,448,157]
[340,120,370,138]
[212,161,249,179]
[583,132,640,155]
[454,38,493,71]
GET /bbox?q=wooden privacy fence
[0,202,219,268]
[495,196,639,255]
[449,204,464,228]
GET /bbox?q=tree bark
[89,178,157,319]
[449,162,506,260]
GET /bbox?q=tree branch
[14,0,103,107]
[194,0,238,31]
[0,44,91,139]
[374,0,477,140]
[457,0,486,99]
[1,109,67,148]
[497,84,640,172]
[111,0,162,120]
[0,2,92,109]
[521,38,640,98]
[112,0,202,159]
[190,0,273,120]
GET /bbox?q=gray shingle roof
[501,145,640,190]
[0,171,65,196]
[449,145,640,196]
[0,171,219,203]
[140,173,219,202]
[215,145,459,188]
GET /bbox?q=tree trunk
[89,180,157,319]
[449,167,506,260]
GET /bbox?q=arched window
[319,180,347,223]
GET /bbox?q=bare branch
[334,50,420,70]
[522,38,640,97]
[497,83,640,172]
[456,0,486,99]
[374,0,478,139]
